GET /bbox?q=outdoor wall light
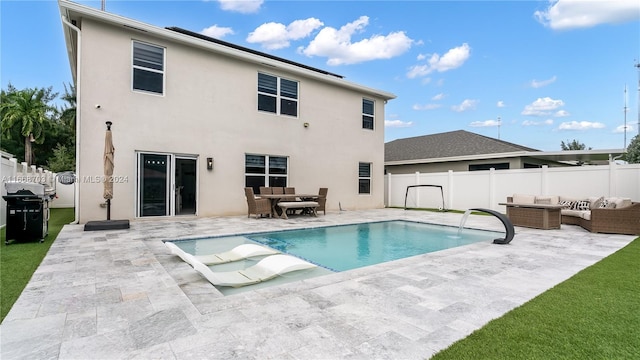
[207,157,213,170]
[303,122,309,128]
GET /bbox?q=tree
[59,82,76,129]
[1,85,57,165]
[46,144,75,172]
[626,134,640,164]
[560,139,591,151]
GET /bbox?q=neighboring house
[58,0,395,223]
[385,130,622,174]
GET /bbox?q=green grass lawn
[0,208,75,323]
[432,236,640,359]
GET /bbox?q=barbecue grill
[3,181,56,244]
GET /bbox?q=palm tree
[59,82,76,129]
[1,86,57,165]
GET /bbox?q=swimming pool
[247,220,500,271]
[171,220,502,295]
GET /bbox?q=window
[245,154,288,192]
[358,162,371,194]
[362,99,374,130]
[133,41,164,94]
[468,163,509,171]
[258,73,298,116]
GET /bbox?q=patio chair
[259,186,272,195]
[189,253,317,287]
[272,187,284,195]
[317,187,328,215]
[283,187,298,214]
[245,187,272,219]
[284,187,296,199]
[165,242,279,265]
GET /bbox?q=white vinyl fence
[0,155,75,228]
[385,163,640,212]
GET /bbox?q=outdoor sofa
[504,194,640,235]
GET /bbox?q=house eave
[57,0,396,100]
[384,149,627,166]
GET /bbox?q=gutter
[61,14,81,224]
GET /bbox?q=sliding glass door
[139,153,170,216]
[137,152,198,217]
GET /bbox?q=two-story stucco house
[58,0,395,223]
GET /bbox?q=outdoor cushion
[512,194,536,204]
[561,209,589,218]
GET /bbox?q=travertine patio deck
[1,208,635,359]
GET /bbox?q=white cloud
[530,75,557,88]
[613,124,635,133]
[470,119,500,127]
[558,121,606,130]
[497,101,505,108]
[201,25,234,39]
[554,110,570,117]
[407,43,470,78]
[432,93,446,101]
[534,0,640,30]
[523,119,554,126]
[217,0,263,14]
[412,103,441,110]
[451,99,478,112]
[521,97,565,116]
[300,16,413,65]
[385,120,413,128]
[247,18,323,50]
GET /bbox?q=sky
[2,0,640,151]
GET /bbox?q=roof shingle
[385,130,539,162]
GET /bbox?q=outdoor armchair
[245,187,272,219]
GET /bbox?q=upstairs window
[258,73,298,117]
[362,99,374,130]
[358,162,371,194]
[133,41,165,95]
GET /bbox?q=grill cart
[3,182,56,245]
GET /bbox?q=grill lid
[4,181,46,196]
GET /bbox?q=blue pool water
[247,221,499,271]
[175,220,501,273]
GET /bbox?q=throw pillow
[559,200,574,209]
[572,200,590,211]
[598,199,610,208]
[591,196,604,209]
[606,202,617,209]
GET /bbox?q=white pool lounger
[165,242,279,265]
[188,254,318,287]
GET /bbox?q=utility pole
[497,116,501,139]
[624,85,628,149]
[636,60,640,136]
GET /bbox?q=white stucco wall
[75,18,389,223]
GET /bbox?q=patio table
[499,202,564,230]
[259,194,319,219]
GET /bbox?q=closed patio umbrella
[103,121,114,219]
[84,120,129,231]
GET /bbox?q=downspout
[61,15,81,224]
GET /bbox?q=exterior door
[175,157,197,215]
[139,153,170,216]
